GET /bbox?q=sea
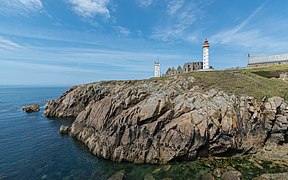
[0,86,136,179]
[0,86,285,179]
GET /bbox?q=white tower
[154,59,160,77]
[203,39,210,69]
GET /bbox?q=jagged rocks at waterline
[44,76,288,164]
[23,104,40,112]
[59,125,70,135]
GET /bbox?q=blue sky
[0,0,287,86]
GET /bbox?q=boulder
[221,170,242,180]
[23,104,40,112]
[59,125,70,135]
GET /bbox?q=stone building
[177,66,183,74]
[166,67,178,76]
[165,61,203,76]
[183,62,203,72]
[248,54,288,68]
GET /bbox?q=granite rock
[44,77,288,164]
[23,104,40,112]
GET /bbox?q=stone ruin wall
[165,62,203,76]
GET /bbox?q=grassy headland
[155,64,288,99]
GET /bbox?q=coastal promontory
[44,66,288,164]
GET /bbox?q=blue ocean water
[0,86,135,179]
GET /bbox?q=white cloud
[114,26,131,37]
[211,27,288,54]
[136,0,155,7]
[151,25,192,42]
[217,2,265,39]
[0,60,100,74]
[0,43,190,85]
[151,0,213,42]
[151,2,197,42]
[19,0,43,10]
[0,0,43,15]
[136,30,143,37]
[167,0,184,15]
[0,37,22,51]
[67,0,111,19]
[209,2,288,53]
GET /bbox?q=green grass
[246,64,288,71]
[179,65,288,99]
[245,64,288,79]
[251,71,281,78]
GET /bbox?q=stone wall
[183,62,203,72]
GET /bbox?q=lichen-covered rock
[44,77,288,164]
[221,170,242,180]
[23,104,40,112]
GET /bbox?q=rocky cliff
[44,74,288,164]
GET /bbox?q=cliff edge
[44,68,288,164]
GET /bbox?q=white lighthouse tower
[203,39,210,70]
[154,59,160,77]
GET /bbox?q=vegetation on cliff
[156,64,288,99]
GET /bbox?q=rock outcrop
[59,125,70,135]
[44,76,288,164]
[23,104,40,112]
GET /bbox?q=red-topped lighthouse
[203,39,210,69]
